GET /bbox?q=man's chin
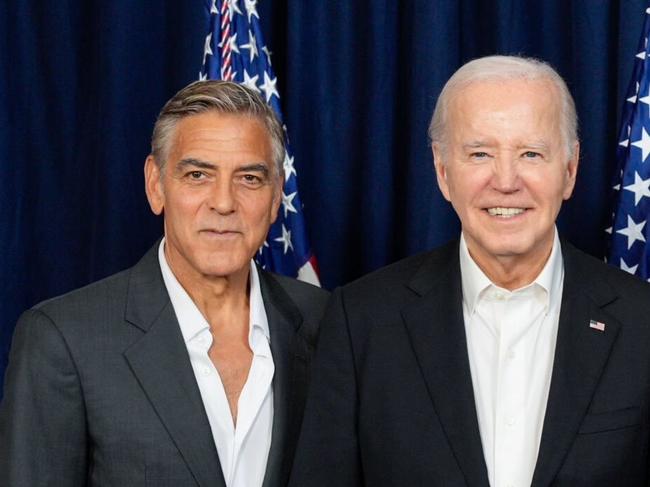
[194,251,250,275]
[478,236,552,264]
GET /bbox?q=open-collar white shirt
[158,239,275,487]
[460,229,564,487]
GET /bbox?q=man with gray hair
[0,80,328,487]
[290,55,650,486]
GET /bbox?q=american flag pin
[589,319,606,332]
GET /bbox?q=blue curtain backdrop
[1,0,646,396]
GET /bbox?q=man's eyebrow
[237,163,270,176]
[518,141,550,151]
[462,140,491,149]
[176,158,217,171]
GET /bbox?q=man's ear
[432,144,451,202]
[270,175,283,224]
[562,141,580,200]
[144,155,164,215]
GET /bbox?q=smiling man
[0,81,328,487]
[290,56,650,486]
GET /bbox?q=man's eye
[188,171,205,180]
[470,152,489,158]
[522,151,541,158]
[241,174,264,185]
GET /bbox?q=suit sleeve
[0,309,88,486]
[289,288,363,486]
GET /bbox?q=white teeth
[487,207,525,217]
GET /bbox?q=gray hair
[428,55,578,159]
[151,80,285,179]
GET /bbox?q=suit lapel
[531,242,621,486]
[122,243,226,487]
[258,270,309,487]
[402,243,490,487]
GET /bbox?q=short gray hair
[428,55,578,159]
[151,80,285,178]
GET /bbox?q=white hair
[428,55,578,159]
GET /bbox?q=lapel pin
[589,319,606,332]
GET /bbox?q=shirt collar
[157,238,271,349]
[248,260,271,342]
[459,228,564,315]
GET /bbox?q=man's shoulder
[260,270,330,312]
[342,240,458,297]
[259,271,330,348]
[33,268,132,319]
[563,241,650,301]
[28,244,161,333]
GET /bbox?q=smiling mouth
[485,207,527,218]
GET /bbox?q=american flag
[589,319,606,332]
[200,0,320,285]
[609,7,650,280]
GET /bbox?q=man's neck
[164,251,251,330]
[465,237,554,291]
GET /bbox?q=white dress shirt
[460,230,564,487]
[158,239,275,487]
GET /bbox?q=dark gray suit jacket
[0,242,329,487]
[290,240,650,486]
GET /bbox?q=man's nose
[209,178,236,214]
[491,156,520,193]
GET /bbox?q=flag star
[624,171,650,205]
[203,32,213,64]
[283,152,297,181]
[620,125,631,147]
[210,0,218,14]
[245,0,260,22]
[228,33,240,53]
[262,45,272,64]
[229,0,243,16]
[605,226,612,234]
[613,183,621,191]
[631,127,650,162]
[240,31,259,63]
[282,191,298,217]
[640,89,650,106]
[627,82,640,103]
[258,239,270,255]
[260,71,279,102]
[637,50,647,60]
[616,215,647,249]
[620,257,639,275]
[242,69,260,93]
[274,224,294,254]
